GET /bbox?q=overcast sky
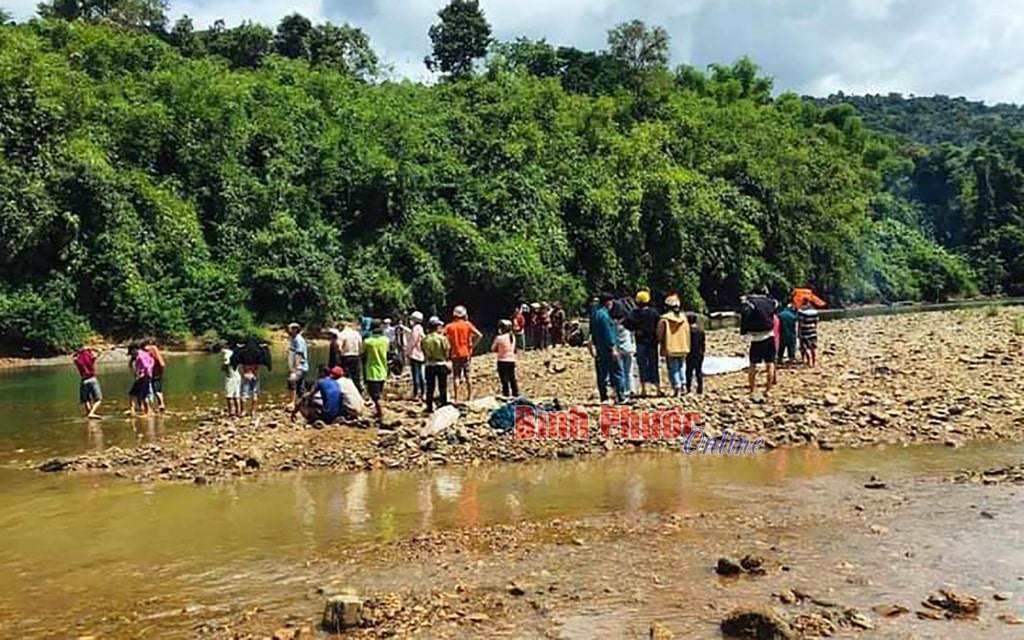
[7,0,1024,104]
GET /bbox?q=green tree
[167,14,202,56]
[607,19,669,78]
[310,22,379,78]
[425,0,492,79]
[273,12,312,60]
[205,21,273,68]
[38,0,168,30]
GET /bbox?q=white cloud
[6,0,1024,103]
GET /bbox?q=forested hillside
[811,93,1024,146]
[0,1,1021,353]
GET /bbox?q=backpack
[740,296,776,334]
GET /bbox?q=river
[1,339,1023,637]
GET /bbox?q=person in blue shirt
[588,292,626,404]
[296,366,344,424]
[287,322,309,410]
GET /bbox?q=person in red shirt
[73,346,103,419]
[511,306,526,352]
[144,342,167,412]
[444,305,482,403]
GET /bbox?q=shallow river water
[1,350,1023,638]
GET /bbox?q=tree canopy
[0,11,1020,353]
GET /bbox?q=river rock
[720,605,795,639]
[716,557,743,576]
[39,459,67,473]
[872,603,909,618]
[924,590,981,619]
[322,594,363,631]
[650,621,674,639]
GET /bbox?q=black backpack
[740,296,776,334]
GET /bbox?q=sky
[6,0,1024,104]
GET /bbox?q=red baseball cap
[330,367,344,379]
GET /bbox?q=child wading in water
[492,319,519,398]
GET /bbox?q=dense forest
[1,0,1022,353]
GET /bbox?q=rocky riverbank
[35,308,1024,483]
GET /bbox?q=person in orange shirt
[792,287,827,310]
[445,305,482,402]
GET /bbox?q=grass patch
[1015,316,1024,336]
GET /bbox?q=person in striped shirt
[797,302,820,368]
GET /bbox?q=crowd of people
[72,341,167,419]
[70,285,827,423]
[587,285,826,402]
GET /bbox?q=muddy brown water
[0,443,1022,637]
[2,346,1024,637]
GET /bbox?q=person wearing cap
[421,316,450,412]
[656,294,691,397]
[406,311,426,401]
[445,305,482,403]
[327,327,342,370]
[491,319,519,397]
[330,366,364,418]
[297,366,344,424]
[626,290,663,397]
[588,293,626,404]
[363,320,390,422]
[286,322,309,411]
[338,320,364,393]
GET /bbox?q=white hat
[453,305,467,318]
[428,316,443,327]
[327,328,341,338]
[410,311,424,323]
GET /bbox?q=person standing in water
[492,319,519,398]
[128,344,155,417]
[145,341,167,412]
[73,346,103,419]
[656,295,691,397]
[221,342,242,417]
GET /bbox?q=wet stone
[720,605,795,639]
[322,594,363,632]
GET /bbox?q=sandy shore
[34,308,1024,483]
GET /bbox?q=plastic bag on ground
[422,405,460,437]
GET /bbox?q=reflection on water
[1,442,1023,636]
[0,345,330,462]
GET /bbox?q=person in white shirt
[337,320,365,393]
[406,311,426,400]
